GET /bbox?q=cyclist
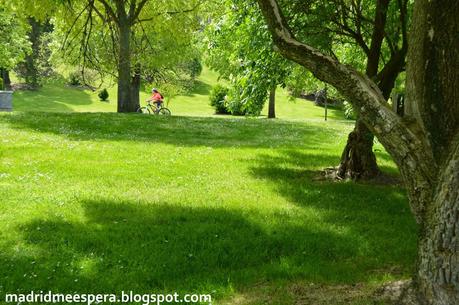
[147,88,164,113]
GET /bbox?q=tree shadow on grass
[2,199,368,298]
[0,112,340,149]
[247,150,418,274]
[0,178,417,300]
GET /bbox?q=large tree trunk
[404,0,459,304]
[413,145,459,305]
[268,86,276,119]
[117,19,135,113]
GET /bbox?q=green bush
[68,71,82,86]
[227,100,246,116]
[343,101,356,120]
[0,77,3,91]
[98,89,109,101]
[209,85,229,114]
[226,87,248,116]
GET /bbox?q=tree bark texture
[117,18,134,113]
[405,0,459,303]
[338,119,379,179]
[256,0,459,304]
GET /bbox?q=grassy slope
[12,67,346,120]
[0,69,416,304]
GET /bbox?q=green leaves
[0,6,30,69]
[204,0,294,116]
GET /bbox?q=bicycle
[137,101,171,116]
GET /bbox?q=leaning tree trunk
[268,86,276,119]
[117,19,135,113]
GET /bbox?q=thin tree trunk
[1,69,12,91]
[24,17,42,89]
[117,19,134,113]
[268,86,276,118]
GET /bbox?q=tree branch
[256,0,436,218]
[96,0,119,24]
[131,0,149,23]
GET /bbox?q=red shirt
[151,92,163,102]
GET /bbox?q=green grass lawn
[0,112,416,304]
[1,69,416,304]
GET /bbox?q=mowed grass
[0,110,416,304]
[12,67,346,121]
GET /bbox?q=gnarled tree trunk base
[337,118,381,180]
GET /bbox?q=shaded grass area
[0,112,416,304]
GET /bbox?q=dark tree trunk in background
[130,65,141,110]
[83,0,147,113]
[268,86,276,118]
[337,0,391,180]
[338,73,401,179]
[23,18,44,88]
[117,18,134,113]
[338,119,379,179]
[0,69,12,90]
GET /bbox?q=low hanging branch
[256,0,436,219]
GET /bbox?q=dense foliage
[209,84,230,114]
[204,0,292,116]
[0,6,30,70]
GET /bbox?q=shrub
[227,99,246,116]
[343,101,356,120]
[68,71,82,86]
[226,87,248,116]
[98,89,109,101]
[0,77,3,91]
[209,85,229,114]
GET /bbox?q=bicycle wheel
[158,108,171,116]
[137,106,151,114]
